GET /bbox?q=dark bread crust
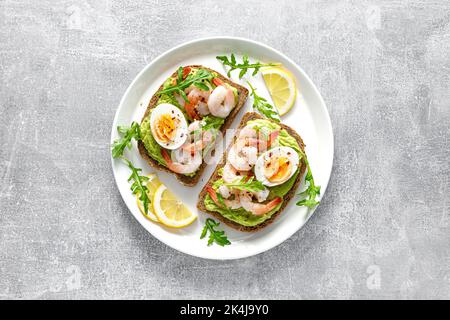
[196,112,307,232]
[138,65,249,186]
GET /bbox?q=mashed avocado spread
[204,119,303,227]
[140,116,166,166]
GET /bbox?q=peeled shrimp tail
[222,163,250,183]
[207,185,242,209]
[218,185,231,199]
[239,126,257,139]
[240,191,282,216]
[206,185,221,206]
[182,128,215,154]
[207,85,235,118]
[227,145,257,171]
[224,196,242,209]
[161,149,201,174]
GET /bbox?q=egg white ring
[149,103,188,150]
[254,146,299,187]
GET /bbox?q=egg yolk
[154,114,178,143]
[263,156,292,183]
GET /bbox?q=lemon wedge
[153,184,197,228]
[261,67,297,116]
[137,173,161,222]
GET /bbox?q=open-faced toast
[197,112,307,232]
[137,65,249,186]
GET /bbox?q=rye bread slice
[138,65,249,186]
[196,112,307,232]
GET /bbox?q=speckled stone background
[1,0,449,299]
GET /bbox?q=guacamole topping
[204,118,303,227]
[140,116,166,166]
[247,119,302,154]
[157,92,181,108]
[204,194,284,227]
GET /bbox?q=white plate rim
[110,36,334,260]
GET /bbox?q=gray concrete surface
[1,0,449,299]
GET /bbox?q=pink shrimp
[161,149,201,174]
[184,86,211,120]
[222,163,250,183]
[206,185,241,210]
[239,191,282,216]
[207,85,235,118]
[181,129,214,154]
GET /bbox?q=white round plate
[111,37,333,260]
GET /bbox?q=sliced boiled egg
[150,103,188,150]
[254,146,299,186]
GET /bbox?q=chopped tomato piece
[182,67,191,79]
[212,78,224,87]
[243,172,254,183]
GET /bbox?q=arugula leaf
[111,122,141,158]
[215,192,227,208]
[194,82,210,91]
[247,82,281,122]
[157,68,213,103]
[177,66,183,83]
[201,115,225,132]
[200,218,231,247]
[187,116,225,157]
[216,54,280,79]
[215,191,235,216]
[122,158,151,214]
[191,115,224,139]
[224,176,265,193]
[296,158,321,209]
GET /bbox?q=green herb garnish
[200,218,231,247]
[224,176,265,193]
[216,54,280,79]
[111,122,141,158]
[216,192,235,215]
[190,116,225,156]
[247,82,280,122]
[122,158,151,214]
[296,158,320,208]
[157,68,213,103]
[201,115,225,132]
[192,115,225,136]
